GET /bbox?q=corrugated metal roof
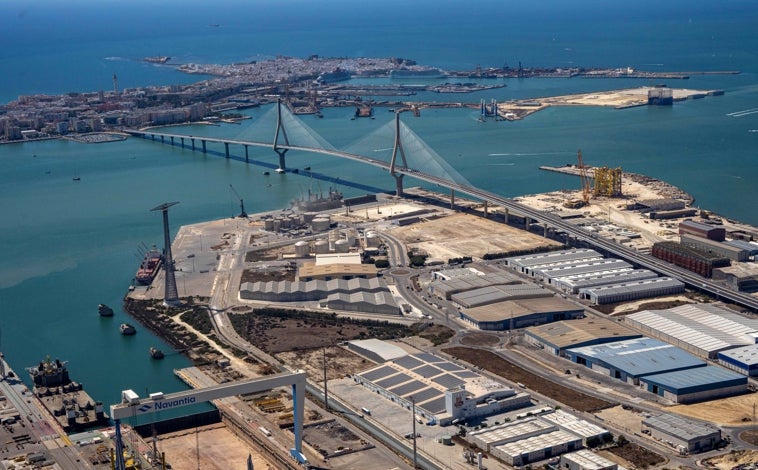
[567,337,705,377]
[463,297,584,323]
[626,304,758,355]
[541,410,607,438]
[643,413,721,440]
[499,429,581,456]
[555,269,658,290]
[348,338,407,362]
[451,284,552,308]
[506,249,601,268]
[580,277,684,298]
[641,366,746,392]
[534,259,632,279]
[718,344,758,366]
[724,239,758,254]
[526,317,642,350]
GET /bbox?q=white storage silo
[295,241,310,257]
[366,232,381,247]
[314,239,330,254]
[334,239,350,253]
[311,217,330,232]
[264,218,275,231]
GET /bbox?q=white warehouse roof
[625,303,758,358]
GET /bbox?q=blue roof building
[565,337,706,385]
[640,366,747,404]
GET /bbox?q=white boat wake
[726,108,758,117]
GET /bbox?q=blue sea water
[1,0,757,417]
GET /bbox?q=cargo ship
[292,187,343,212]
[27,357,108,432]
[136,245,163,285]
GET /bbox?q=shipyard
[101,153,758,469]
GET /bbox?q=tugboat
[120,323,136,335]
[98,304,114,317]
[149,347,164,359]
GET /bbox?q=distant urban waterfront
[1,0,757,413]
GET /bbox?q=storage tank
[311,217,330,232]
[295,241,310,257]
[314,239,330,254]
[344,229,357,247]
[334,239,350,253]
[264,219,275,231]
[278,216,290,229]
[366,232,381,247]
[289,214,302,227]
[303,212,318,223]
[272,219,282,232]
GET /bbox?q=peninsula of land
[0,55,734,143]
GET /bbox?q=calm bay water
[1,0,757,414]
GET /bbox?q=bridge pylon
[390,111,409,197]
[273,99,290,171]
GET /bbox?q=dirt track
[442,346,613,412]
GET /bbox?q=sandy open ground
[158,425,275,470]
[390,212,562,260]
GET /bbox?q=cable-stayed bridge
[125,101,758,312]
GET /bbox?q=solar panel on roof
[413,364,443,378]
[420,396,447,414]
[415,353,444,363]
[359,365,397,382]
[389,380,427,396]
[394,356,424,369]
[454,370,479,379]
[375,373,412,389]
[407,387,442,403]
[432,373,465,389]
[436,362,465,372]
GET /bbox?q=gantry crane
[577,150,591,205]
[229,184,248,218]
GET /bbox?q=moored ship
[27,357,108,432]
[120,323,136,335]
[136,245,163,285]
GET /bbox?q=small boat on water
[263,171,270,176]
[98,304,114,317]
[149,347,164,359]
[120,323,136,335]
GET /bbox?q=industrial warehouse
[525,317,642,355]
[563,337,747,403]
[466,409,609,467]
[504,249,682,305]
[623,303,758,359]
[350,340,531,425]
[457,297,584,331]
[641,413,722,454]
